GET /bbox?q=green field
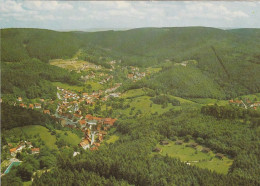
[146,67,162,74]
[5,125,58,149]
[50,57,102,72]
[236,93,260,101]
[5,125,81,150]
[119,89,196,116]
[52,82,84,92]
[190,98,229,106]
[122,88,145,98]
[86,81,103,91]
[154,141,233,174]
[56,130,81,146]
[105,135,119,144]
[23,181,32,186]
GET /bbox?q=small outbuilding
[175,140,183,145]
[153,147,161,152]
[215,153,225,160]
[201,148,211,153]
[188,143,198,148]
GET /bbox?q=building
[201,148,211,153]
[175,140,183,145]
[73,152,80,157]
[34,103,42,109]
[10,148,17,157]
[87,120,97,129]
[79,139,90,150]
[31,148,40,154]
[29,104,34,109]
[43,110,50,115]
[215,153,225,160]
[104,118,117,126]
[79,119,87,128]
[153,147,161,152]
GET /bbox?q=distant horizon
[1,26,260,33]
[1,1,260,29]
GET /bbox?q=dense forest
[1,59,81,99]
[16,108,259,185]
[1,103,56,130]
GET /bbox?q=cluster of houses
[99,75,113,84]
[78,63,101,72]
[78,114,117,151]
[56,87,118,150]
[174,60,197,67]
[127,66,146,81]
[9,141,40,157]
[16,97,51,114]
[229,99,260,110]
[104,83,121,94]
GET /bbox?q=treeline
[2,59,81,99]
[151,95,180,107]
[201,104,260,124]
[1,103,55,130]
[78,47,112,68]
[1,28,81,62]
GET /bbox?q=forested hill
[2,27,260,64]
[1,27,260,98]
[1,28,81,62]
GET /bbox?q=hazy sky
[1,1,260,30]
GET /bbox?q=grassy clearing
[106,135,119,144]
[146,67,162,74]
[112,96,181,117]
[110,89,198,117]
[154,141,233,174]
[52,82,83,92]
[50,58,101,71]
[236,93,260,101]
[23,181,32,186]
[53,81,103,92]
[56,131,81,146]
[122,89,145,98]
[5,125,82,150]
[5,125,58,150]
[191,98,228,106]
[86,81,103,91]
[169,95,196,105]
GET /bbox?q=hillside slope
[1,27,260,98]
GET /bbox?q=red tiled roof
[90,146,98,151]
[10,148,17,153]
[31,148,40,152]
[79,119,86,125]
[43,110,50,114]
[85,114,93,120]
[74,114,82,118]
[104,118,117,126]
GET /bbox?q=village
[11,81,122,155]
[229,98,260,110]
[56,85,118,151]
[127,66,146,81]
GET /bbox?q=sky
[1,1,260,31]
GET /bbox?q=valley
[1,27,260,185]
